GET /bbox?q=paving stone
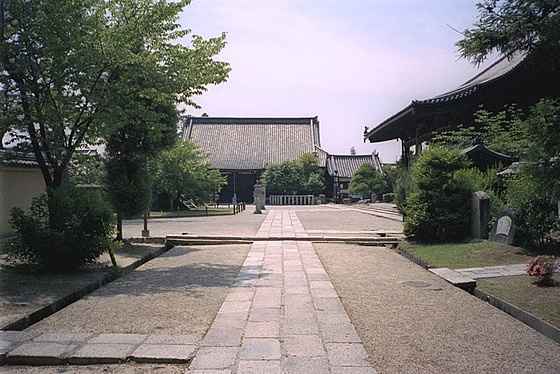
[68,343,136,364]
[325,343,371,367]
[331,366,378,374]
[88,333,147,345]
[7,341,76,365]
[218,300,252,314]
[130,343,196,363]
[144,333,202,345]
[32,332,94,344]
[284,317,320,335]
[284,335,325,358]
[224,291,254,302]
[210,313,249,329]
[283,356,330,374]
[239,338,281,360]
[244,321,279,338]
[313,297,346,312]
[320,323,362,343]
[237,360,282,374]
[0,340,15,365]
[188,346,238,370]
[249,307,280,322]
[201,327,243,347]
[0,330,41,342]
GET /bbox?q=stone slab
[68,343,136,365]
[6,341,76,365]
[428,267,476,290]
[130,343,196,363]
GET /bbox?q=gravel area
[4,206,560,373]
[122,208,266,238]
[315,243,560,374]
[295,206,403,233]
[26,244,250,335]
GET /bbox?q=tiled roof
[364,50,532,143]
[0,149,40,168]
[326,154,381,178]
[182,117,322,171]
[418,50,527,105]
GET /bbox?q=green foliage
[432,104,527,157]
[522,99,560,200]
[456,0,560,65]
[151,141,226,209]
[348,163,386,199]
[105,158,152,219]
[261,153,324,195]
[403,147,474,242]
[6,187,115,272]
[0,0,230,187]
[506,173,559,247]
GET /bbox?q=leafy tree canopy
[261,152,324,195]
[348,163,386,199]
[432,104,527,157]
[0,0,230,188]
[151,141,226,209]
[456,0,560,65]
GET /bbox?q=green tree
[0,0,229,267]
[403,147,473,242]
[261,153,324,195]
[262,160,304,195]
[151,141,226,210]
[456,0,560,65]
[348,163,386,200]
[0,0,229,189]
[432,104,527,157]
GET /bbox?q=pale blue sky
[180,1,496,162]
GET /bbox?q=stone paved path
[187,210,375,373]
[1,209,377,373]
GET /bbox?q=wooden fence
[268,195,315,205]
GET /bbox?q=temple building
[364,49,560,166]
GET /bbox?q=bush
[403,147,473,242]
[382,193,396,203]
[6,187,115,272]
[526,255,559,282]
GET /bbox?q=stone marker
[471,191,490,239]
[253,180,265,214]
[489,209,515,245]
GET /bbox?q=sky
[179,1,497,163]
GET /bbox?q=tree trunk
[116,211,123,241]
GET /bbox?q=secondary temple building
[181,116,382,204]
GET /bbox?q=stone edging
[473,288,560,344]
[1,246,169,331]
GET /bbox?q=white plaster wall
[0,167,46,237]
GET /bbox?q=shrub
[6,187,115,272]
[526,255,559,282]
[403,147,473,242]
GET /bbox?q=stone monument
[489,209,515,245]
[471,191,490,239]
[253,180,265,214]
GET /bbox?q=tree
[432,104,527,157]
[261,153,325,195]
[0,0,230,189]
[348,163,386,200]
[403,147,473,242]
[456,0,560,65]
[0,0,229,268]
[151,141,226,210]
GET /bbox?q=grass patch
[477,275,560,329]
[149,207,233,218]
[399,241,534,269]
